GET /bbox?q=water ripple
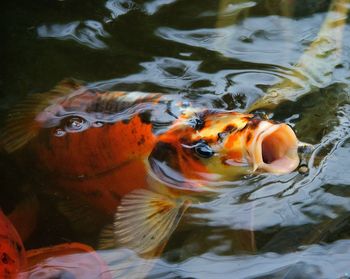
[105,0,136,21]
[143,0,178,15]
[147,240,350,278]
[156,14,325,66]
[189,90,350,231]
[37,20,110,49]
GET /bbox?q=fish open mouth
[252,123,299,174]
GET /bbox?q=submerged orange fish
[0,209,26,279]
[1,79,300,256]
[1,207,111,279]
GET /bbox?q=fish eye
[194,142,214,158]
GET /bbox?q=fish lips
[250,122,300,174]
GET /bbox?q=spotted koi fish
[0,79,299,257]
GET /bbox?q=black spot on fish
[150,142,178,165]
[149,141,181,176]
[224,125,236,133]
[138,135,146,146]
[246,133,252,143]
[1,253,14,264]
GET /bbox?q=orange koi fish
[0,209,26,279]
[1,79,299,257]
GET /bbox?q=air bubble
[92,121,104,128]
[54,128,66,137]
[65,116,88,132]
[298,165,309,175]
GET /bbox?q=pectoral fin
[99,224,117,250]
[113,189,190,256]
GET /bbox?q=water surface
[1,0,350,278]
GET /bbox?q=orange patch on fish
[0,210,27,279]
[226,150,244,163]
[34,115,156,177]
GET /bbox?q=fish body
[0,209,26,279]
[7,196,39,243]
[1,79,300,257]
[33,112,157,215]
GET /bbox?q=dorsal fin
[0,79,84,153]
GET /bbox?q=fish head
[149,110,299,188]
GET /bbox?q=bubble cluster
[53,116,104,137]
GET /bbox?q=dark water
[2,0,350,278]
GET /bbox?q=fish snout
[250,122,299,174]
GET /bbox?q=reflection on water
[105,0,136,20]
[2,0,350,278]
[146,239,350,278]
[38,20,110,49]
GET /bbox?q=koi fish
[0,209,26,279]
[0,79,300,258]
